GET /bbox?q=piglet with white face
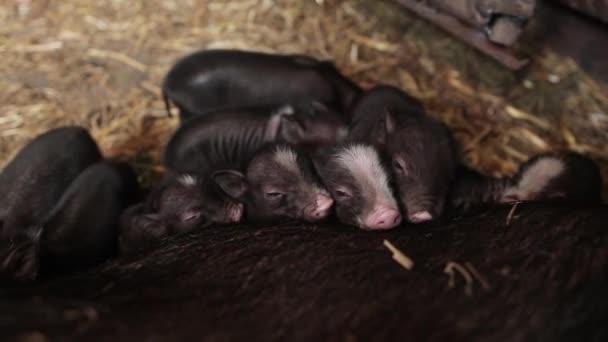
[314,143,402,230]
[502,151,602,204]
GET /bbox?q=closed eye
[265,192,285,200]
[181,210,202,222]
[334,187,352,200]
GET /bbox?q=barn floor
[2,1,608,341]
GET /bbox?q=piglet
[166,103,347,174]
[37,161,141,275]
[119,172,244,255]
[447,166,512,214]
[448,151,603,215]
[349,85,458,223]
[162,49,361,121]
[503,151,603,204]
[0,127,102,282]
[314,143,402,230]
[239,143,333,222]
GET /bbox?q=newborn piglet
[166,103,346,174]
[0,126,102,282]
[314,143,402,230]
[449,151,603,215]
[349,86,458,223]
[162,49,361,121]
[348,85,425,146]
[447,166,512,215]
[503,151,602,204]
[179,101,348,148]
[238,144,333,222]
[119,172,244,254]
[38,161,141,275]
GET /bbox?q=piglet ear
[310,100,329,113]
[368,108,395,146]
[212,170,248,200]
[278,114,305,144]
[384,108,397,134]
[144,174,175,211]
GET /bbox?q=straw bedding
[1,0,606,196]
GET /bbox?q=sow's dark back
[1,203,607,342]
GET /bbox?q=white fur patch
[336,144,397,207]
[273,146,300,174]
[505,156,565,199]
[178,174,199,187]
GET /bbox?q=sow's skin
[38,161,141,276]
[349,85,458,224]
[448,151,603,215]
[162,49,362,121]
[0,127,102,282]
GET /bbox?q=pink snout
[364,205,402,230]
[305,194,334,221]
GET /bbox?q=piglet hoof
[408,211,433,224]
[0,238,39,283]
[226,203,244,223]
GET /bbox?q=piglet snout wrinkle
[365,205,402,230]
[305,193,334,220]
[409,210,433,224]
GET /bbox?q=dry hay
[1,0,607,195]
